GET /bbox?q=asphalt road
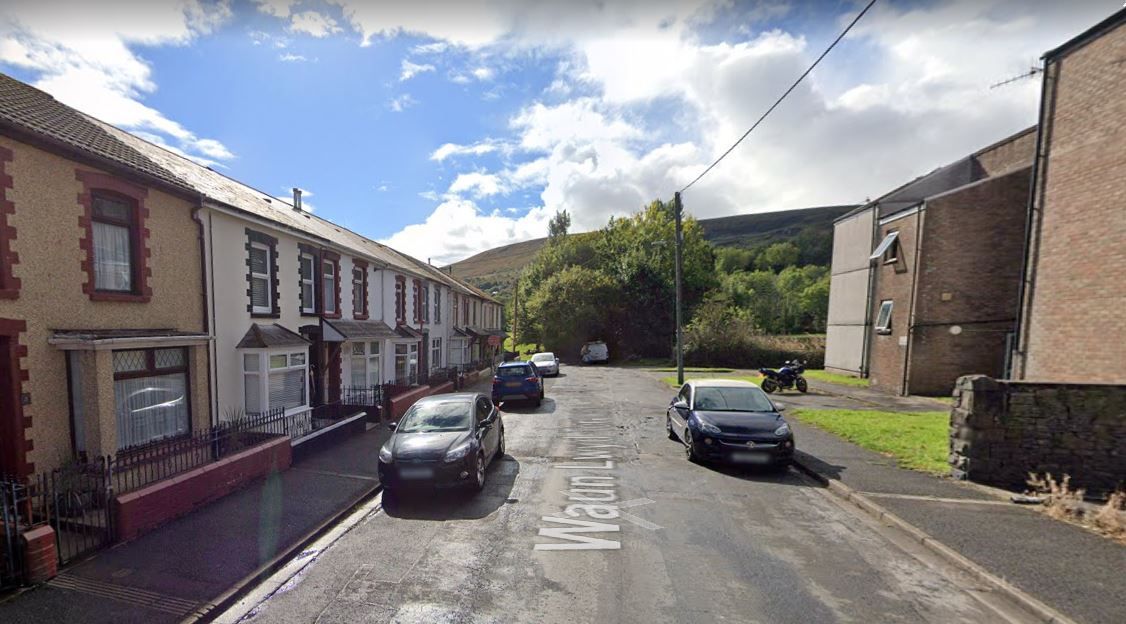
[225,365,1000,624]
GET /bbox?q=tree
[715,247,755,274]
[547,209,571,239]
[525,266,617,357]
[754,241,801,272]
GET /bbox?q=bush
[682,299,824,368]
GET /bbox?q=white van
[580,341,609,364]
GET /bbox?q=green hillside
[446,205,855,295]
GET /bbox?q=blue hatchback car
[492,361,545,406]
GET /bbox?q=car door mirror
[673,399,689,410]
[388,421,397,431]
[774,402,786,412]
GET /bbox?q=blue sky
[0,0,1121,263]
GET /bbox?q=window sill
[90,291,151,303]
[875,329,892,335]
[323,312,342,320]
[250,312,281,319]
[353,314,369,321]
[300,311,319,317]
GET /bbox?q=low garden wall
[950,375,1126,494]
[113,436,292,541]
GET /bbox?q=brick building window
[875,300,894,334]
[299,249,317,314]
[395,275,406,325]
[78,171,152,302]
[421,282,430,323]
[412,279,422,324]
[352,260,368,319]
[245,229,279,317]
[870,231,900,264]
[323,259,337,315]
[434,288,442,324]
[113,348,190,449]
[452,292,459,326]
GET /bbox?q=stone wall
[950,375,1126,494]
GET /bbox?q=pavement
[0,421,393,623]
[215,365,1042,624]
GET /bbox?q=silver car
[530,352,559,376]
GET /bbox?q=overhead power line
[679,0,879,193]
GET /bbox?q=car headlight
[444,442,473,463]
[774,422,791,437]
[697,420,721,435]
[378,445,394,464]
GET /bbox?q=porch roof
[321,318,398,342]
[49,329,210,351]
[395,325,424,340]
[236,323,310,349]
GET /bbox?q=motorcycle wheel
[761,378,778,394]
[796,377,808,393]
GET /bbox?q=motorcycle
[759,360,808,394]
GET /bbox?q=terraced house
[0,74,212,477]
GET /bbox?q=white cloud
[471,66,494,80]
[448,172,505,198]
[380,196,552,265]
[411,41,448,54]
[0,0,236,165]
[388,93,417,112]
[289,11,342,38]
[400,59,435,80]
[418,190,440,201]
[252,0,297,19]
[278,52,307,62]
[449,73,471,84]
[430,141,498,161]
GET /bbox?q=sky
[0,0,1121,265]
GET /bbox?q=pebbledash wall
[0,136,209,473]
[949,375,1126,494]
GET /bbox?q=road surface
[223,365,1006,623]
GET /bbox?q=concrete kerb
[182,482,383,624]
[791,456,1079,624]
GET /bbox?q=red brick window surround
[77,170,151,303]
[0,147,18,299]
[395,275,406,326]
[0,318,31,476]
[352,259,368,320]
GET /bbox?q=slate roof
[395,325,424,340]
[0,74,190,192]
[236,324,310,349]
[322,319,398,341]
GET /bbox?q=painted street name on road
[535,417,623,551]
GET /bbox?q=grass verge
[803,369,871,388]
[792,408,949,475]
[659,375,762,388]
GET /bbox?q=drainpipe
[1010,61,1052,380]
[192,200,219,426]
[901,204,924,396]
[860,206,878,377]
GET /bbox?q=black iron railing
[1,478,28,588]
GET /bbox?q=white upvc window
[431,338,442,370]
[349,341,382,387]
[875,300,894,334]
[243,349,308,415]
[352,266,365,316]
[299,252,316,313]
[323,260,337,314]
[394,342,419,383]
[249,242,272,314]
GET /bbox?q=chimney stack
[292,187,303,212]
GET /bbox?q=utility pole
[674,192,685,386]
[512,283,519,352]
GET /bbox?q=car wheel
[796,377,808,393]
[684,430,699,463]
[473,453,486,491]
[761,378,778,394]
[498,429,506,458]
[666,415,677,440]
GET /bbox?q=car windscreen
[531,354,554,362]
[499,365,531,377]
[397,400,473,432]
[692,387,775,412]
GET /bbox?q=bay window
[92,194,137,293]
[113,348,190,449]
[349,341,382,387]
[243,349,308,414]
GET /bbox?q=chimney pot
[292,187,303,211]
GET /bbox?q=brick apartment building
[826,127,1035,395]
[1012,7,1126,383]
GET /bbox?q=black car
[378,393,505,493]
[666,380,794,467]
